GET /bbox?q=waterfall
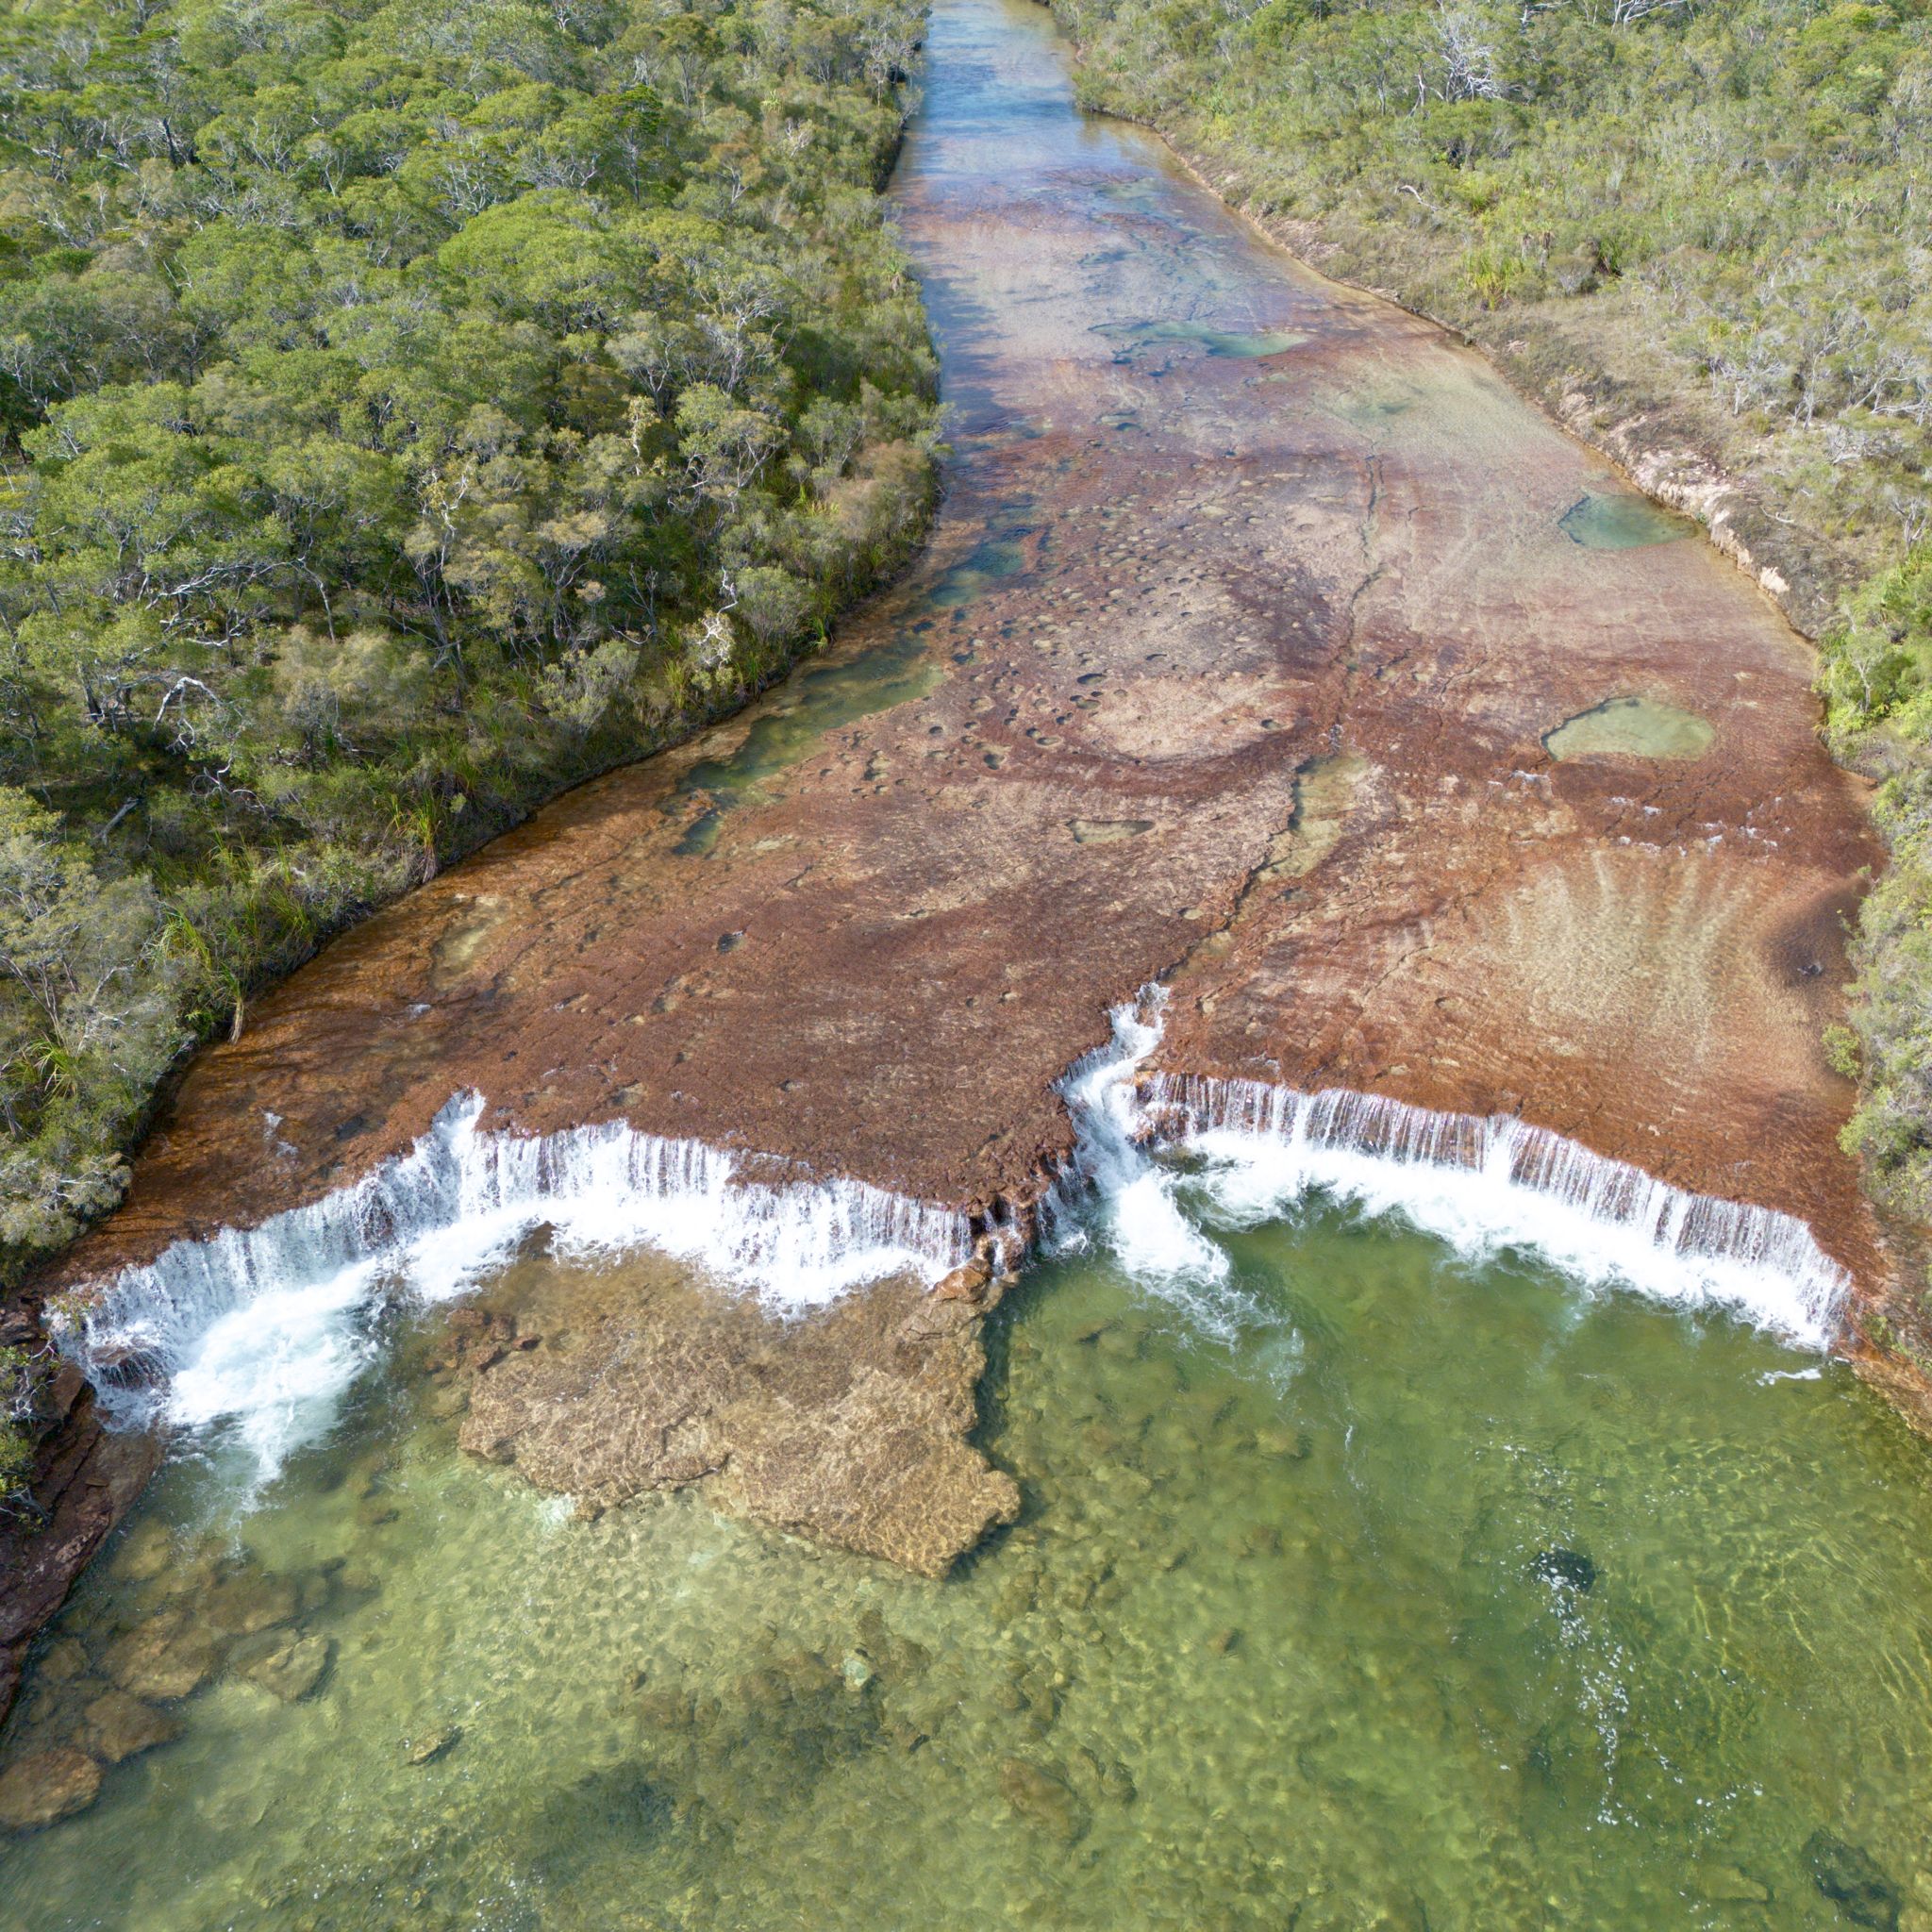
[1039,997,1251,1333]
[59,991,1850,1488]
[1049,993,1850,1348]
[59,1093,974,1483]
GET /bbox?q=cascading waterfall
[1041,998,1252,1335]
[61,990,1850,1491]
[59,1093,974,1484]
[1049,991,1850,1349]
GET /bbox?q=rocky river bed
[43,0,1882,1301]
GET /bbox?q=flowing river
[5,1,1931,1925]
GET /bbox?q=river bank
[1139,131,1844,640]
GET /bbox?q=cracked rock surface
[456,1246,1017,1576]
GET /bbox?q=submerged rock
[1693,1863,1772,1906]
[1805,1829,1901,1931]
[102,1608,222,1702]
[997,1756,1091,1843]
[37,1639,89,1686]
[240,1634,334,1704]
[14,1674,81,1734]
[81,1688,179,1764]
[403,1724,461,1766]
[629,1641,886,1830]
[0,1747,102,1830]
[205,1569,299,1638]
[460,1267,1018,1577]
[108,1520,175,1586]
[1531,1548,1597,1594]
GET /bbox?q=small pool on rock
[1560,491,1696,549]
[1545,694,1716,761]
[665,627,946,854]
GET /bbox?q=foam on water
[59,1093,972,1484]
[1042,996,1256,1338]
[1055,994,1850,1349]
[1054,1003,1225,1278]
[60,986,1849,1489]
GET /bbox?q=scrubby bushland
[0,1342,50,1509]
[1824,551,1932,1233]
[0,0,941,1277]
[1041,0,1932,1254]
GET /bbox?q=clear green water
[7,1188,1932,1929]
[922,502,1038,608]
[1560,491,1696,550]
[663,503,1036,854]
[667,630,948,854]
[1545,695,1716,761]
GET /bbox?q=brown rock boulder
[81,1688,178,1764]
[102,1608,222,1702]
[0,1747,102,1831]
[204,1570,298,1638]
[239,1633,333,1704]
[932,1257,993,1303]
[402,1724,460,1766]
[998,1757,1091,1843]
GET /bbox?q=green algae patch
[926,533,1032,609]
[1559,491,1695,549]
[1545,694,1714,761]
[1099,319,1306,359]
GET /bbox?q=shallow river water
[7,1174,1932,1930]
[4,0,1929,1925]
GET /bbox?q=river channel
[4,1,1927,1925]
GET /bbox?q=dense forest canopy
[1047,0,1932,1261]
[0,0,939,1273]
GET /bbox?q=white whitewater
[60,1094,972,1484]
[1042,1001,1252,1337]
[62,990,1849,1487]
[1052,992,1850,1349]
